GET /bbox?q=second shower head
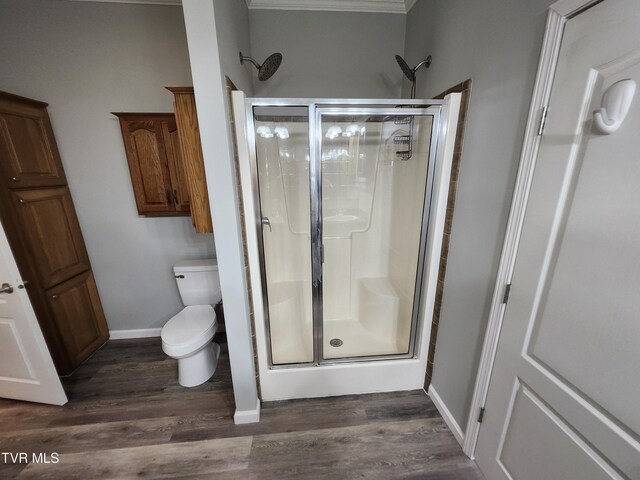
[240,51,283,81]
[395,54,432,82]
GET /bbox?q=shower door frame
[245,98,444,369]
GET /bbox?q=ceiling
[71,0,418,14]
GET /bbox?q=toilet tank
[174,259,222,306]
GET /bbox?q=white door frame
[462,0,603,458]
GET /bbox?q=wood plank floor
[0,337,484,479]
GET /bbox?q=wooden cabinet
[113,113,190,216]
[0,90,109,375]
[0,93,67,188]
[11,187,90,289]
[166,86,213,233]
[46,271,109,367]
[161,118,191,214]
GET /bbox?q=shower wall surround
[234,92,461,401]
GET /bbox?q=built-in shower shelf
[323,208,370,238]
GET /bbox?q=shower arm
[239,53,261,69]
[412,61,429,73]
[412,56,433,75]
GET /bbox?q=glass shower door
[318,110,436,361]
[252,106,313,365]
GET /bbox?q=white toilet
[161,259,221,387]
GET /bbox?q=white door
[0,220,67,405]
[475,1,640,479]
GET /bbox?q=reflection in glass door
[318,111,435,361]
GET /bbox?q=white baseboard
[428,385,465,447]
[233,399,261,424]
[109,328,162,340]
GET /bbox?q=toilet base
[178,342,221,387]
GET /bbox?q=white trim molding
[462,0,603,460]
[109,328,162,340]
[246,0,416,14]
[70,0,181,5]
[70,0,419,13]
[428,385,464,446]
[233,399,261,424]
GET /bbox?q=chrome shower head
[240,52,283,81]
[395,54,432,82]
[395,54,415,82]
[395,54,432,99]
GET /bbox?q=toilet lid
[161,305,217,347]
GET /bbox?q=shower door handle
[261,216,272,232]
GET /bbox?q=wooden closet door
[46,271,108,367]
[0,92,66,188]
[11,187,90,289]
[161,118,191,214]
[0,90,109,375]
[119,118,174,215]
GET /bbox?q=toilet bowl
[161,259,222,387]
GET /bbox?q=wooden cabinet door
[12,187,90,289]
[46,271,108,368]
[166,87,213,233]
[117,116,175,215]
[161,118,191,214]
[0,92,66,188]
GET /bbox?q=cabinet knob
[11,177,18,182]
[19,199,24,204]
[52,295,58,299]
[173,190,179,204]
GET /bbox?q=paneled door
[116,115,176,215]
[0,93,66,188]
[11,187,90,289]
[0,219,67,405]
[475,1,640,478]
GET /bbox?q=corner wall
[182,0,259,422]
[0,0,214,332]
[404,0,553,431]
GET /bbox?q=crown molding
[69,0,181,5]
[247,0,416,14]
[70,0,417,13]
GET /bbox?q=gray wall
[248,9,406,98]
[0,0,214,332]
[214,0,254,94]
[404,0,553,430]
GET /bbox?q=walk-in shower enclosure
[233,93,461,400]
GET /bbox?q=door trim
[463,0,604,459]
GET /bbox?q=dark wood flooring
[0,337,484,479]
